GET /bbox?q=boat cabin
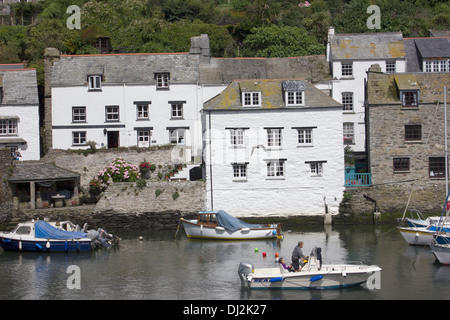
[197,212,218,226]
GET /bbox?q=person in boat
[277,257,294,272]
[291,241,307,272]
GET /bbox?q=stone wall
[0,149,13,224]
[42,147,180,191]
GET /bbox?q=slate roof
[367,67,450,105]
[404,37,450,72]
[0,68,39,105]
[8,162,80,183]
[51,52,200,86]
[203,79,341,111]
[329,32,405,60]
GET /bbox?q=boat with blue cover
[0,219,119,252]
[180,210,282,240]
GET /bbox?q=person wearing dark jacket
[291,241,307,272]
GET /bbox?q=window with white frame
[343,122,354,144]
[266,160,285,178]
[424,60,449,73]
[137,130,151,147]
[136,104,149,120]
[169,128,185,145]
[156,73,170,89]
[308,161,324,176]
[267,128,282,147]
[88,75,102,90]
[296,128,313,146]
[386,61,396,74]
[243,92,261,107]
[286,91,304,106]
[342,92,353,111]
[0,119,17,135]
[72,131,86,145]
[341,63,353,76]
[72,107,86,122]
[171,103,183,119]
[105,105,119,122]
[232,163,247,180]
[230,129,244,146]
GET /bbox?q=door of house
[107,131,119,148]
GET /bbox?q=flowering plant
[96,158,141,186]
[139,160,151,169]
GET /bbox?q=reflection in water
[0,225,449,300]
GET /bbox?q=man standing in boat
[291,241,307,272]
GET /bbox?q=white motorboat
[397,226,437,246]
[0,219,120,252]
[238,247,382,290]
[180,210,281,240]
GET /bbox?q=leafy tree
[242,25,324,57]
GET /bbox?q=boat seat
[278,264,286,274]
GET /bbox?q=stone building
[203,79,344,217]
[366,64,450,204]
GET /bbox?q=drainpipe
[208,110,213,210]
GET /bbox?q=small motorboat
[0,219,120,252]
[238,247,382,290]
[180,210,281,240]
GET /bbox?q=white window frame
[88,75,102,90]
[343,122,354,145]
[232,163,247,181]
[0,119,17,135]
[266,160,285,179]
[105,105,120,122]
[169,128,185,145]
[72,131,86,146]
[267,128,282,148]
[342,92,353,111]
[136,104,149,120]
[156,73,170,89]
[72,106,86,123]
[424,59,450,73]
[242,92,261,107]
[137,130,151,147]
[341,63,353,77]
[230,129,244,146]
[386,61,396,74]
[171,103,183,119]
[297,128,313,146]
[285,91,304,106]
[309,162,323,176]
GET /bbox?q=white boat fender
[19,240,22,251]
[215,226,225,231]
[342,271,347,278]
[46,241,50,249]
[269,277,283,283]
[310,275,323,282]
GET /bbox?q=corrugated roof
[330,32,405,60]
[204,79,341,111]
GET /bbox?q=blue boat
[0,220,119,252]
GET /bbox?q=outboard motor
[238,262,254,286]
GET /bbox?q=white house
[203,79,344,217]
[0,64,40,160]
[326,28,406,164]
[48,35,224,164]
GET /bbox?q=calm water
[1,224,450,300]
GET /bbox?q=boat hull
[181,219,279,240]
[0,236,92,252]
[239,264,381,290]
[398,227,435,245]
[431,244,450,265]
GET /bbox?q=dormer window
[242,92,261,107]
[282,80,306,107]
[401,91,418,108]
[286,91,304,106]
[156,73,170,89]
[88,75,102,91]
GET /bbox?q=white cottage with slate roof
[326,28,407,163]
[0,64,40,160]
[203,79,344,217]
[48,35,223,164]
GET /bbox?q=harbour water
[1,224,450,300]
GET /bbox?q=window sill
[170,117,184,120]
[233,178,247,182]
[393,171,410,174]
[267,146,282,151]
[229,145,246,149]
[266,177,285,180]
[136,118,150,121]
[88,89,102,92]
[297,144,313,148]
[405,140,422,144]
[156,87,170,91]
